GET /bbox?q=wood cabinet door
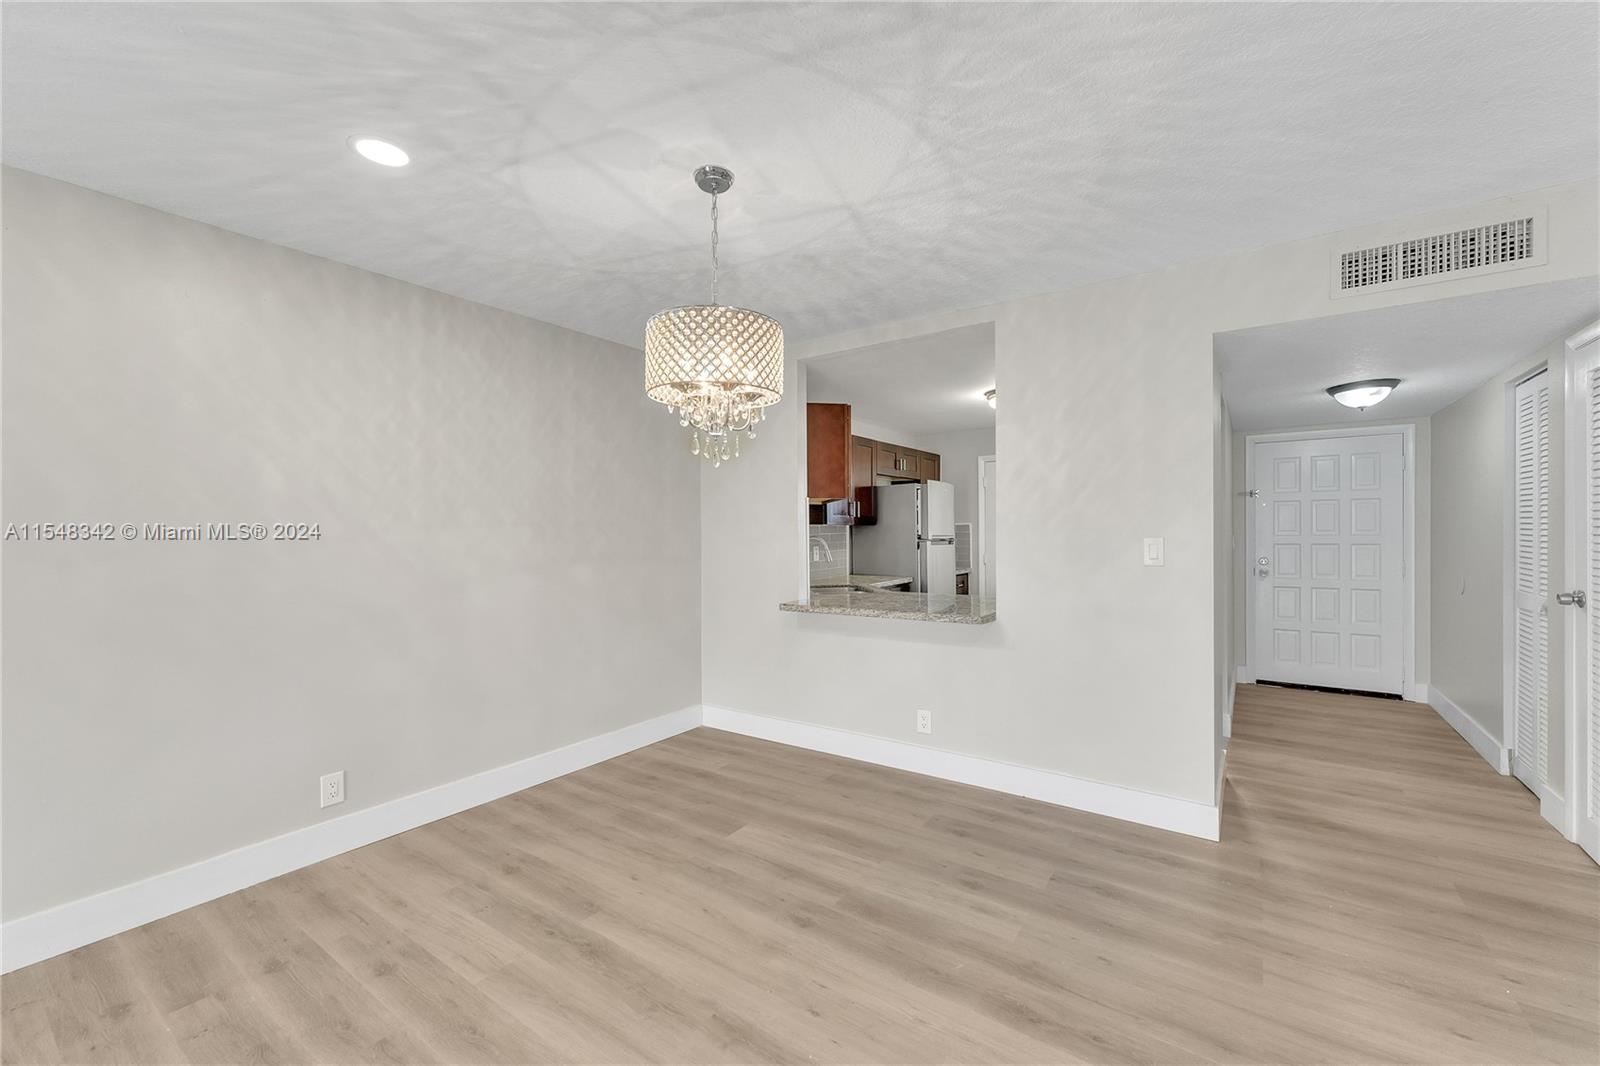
[874,441,901,477]
[922,452,941,481]
[897,450,920,478]
[806,403,851,500]
[850,437,878,523]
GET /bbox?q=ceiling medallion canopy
[644,165,784,466]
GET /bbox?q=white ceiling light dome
[349,137,409,167]
[1327,378,1400,410]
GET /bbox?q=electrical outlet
[1143,537,1165,566]
[916,709,932,734]
[320,770,345,809]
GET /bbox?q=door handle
[1556,590,1587,608]
[1256,556,1270,578]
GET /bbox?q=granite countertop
[781,588,997,624]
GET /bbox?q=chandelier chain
[710,191,719,305]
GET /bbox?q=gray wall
[1,169,702,920]
[701,180,1595,809]
[1430,338,1569,791]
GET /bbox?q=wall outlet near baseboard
[320,770,345,808]
[915,709,932,734]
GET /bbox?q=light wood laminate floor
[4,684,1597,1064]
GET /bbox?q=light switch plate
[1143,538,1165,566]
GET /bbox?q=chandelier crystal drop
[644,165,784,465]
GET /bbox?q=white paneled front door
[1511,371,1551,795]
[1251,433,1406,695]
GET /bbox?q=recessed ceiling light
[350,137,409,167]
[984,388,997,409]
[1327,378,1400,411]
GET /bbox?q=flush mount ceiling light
[984,388,997,409]
[644,165,784,467]
[349,137,409,167]
[1327,378,1400,411]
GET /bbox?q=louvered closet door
[1511,371,1551,795]
[1572,335,1599,865]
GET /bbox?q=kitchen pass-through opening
[800,322,997,619]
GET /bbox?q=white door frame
[1502,365,1557,808]
[1559,320,1600,848]
[977,454,996,600]
[1241,424,1420,700]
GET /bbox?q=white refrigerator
[851,481,957,595]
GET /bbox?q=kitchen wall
[912,427,996,530]
[701,179,1597,813]
[1430,337,1570,792]
[852,417,923,447]
[1,168,702,921]
[807,524,849,585]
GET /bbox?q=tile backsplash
[808,524,849,585]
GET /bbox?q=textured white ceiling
[1217,278,1600,432]
[806,323,995,436]
[4,3,1596,347]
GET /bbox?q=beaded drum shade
[644,166,784,466]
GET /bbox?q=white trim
[1541,788,1571,843]
[1242,424,1419,696]
[976,453,997,600]
[1428,686,1509,774]
[1235,664,1254,685]
[702,705,1221,842]
[1215,745,1229,808]
[0,705,702,974]
[1223,676,1236,738]
[1562,320,1599,855]
[1566,319,1600,351]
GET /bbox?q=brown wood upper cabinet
[850,437,878,523]
[873,440,901,478]
[873,441,937,479]
[806,403,851,500]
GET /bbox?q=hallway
[1223,683,1598,1062]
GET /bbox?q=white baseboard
[0,705,701,974]
[1235,665,1253,685]
[1427,687,1508,774]
[1223,677,1236,739]
[702,705,1220,842]
[1405,683,1430,704]
[1540,787,1574,842]
[1215,745,1228,808]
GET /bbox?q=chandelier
[644,165,784,466]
